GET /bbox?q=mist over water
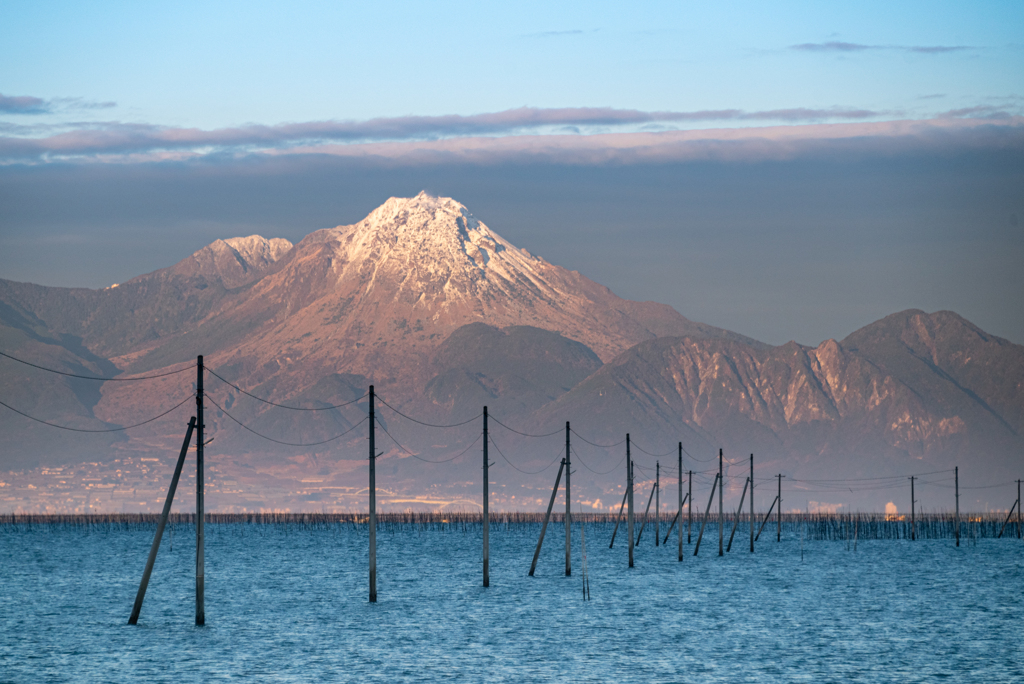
[2,522,1022,682]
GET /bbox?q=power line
[206,395,367,446]
[375,396,481,428]
[630,441,675,458]
[490,416,562,438]
[0,395,192,432]
[374,416,480,463]
[0,351,194,381]
[790,469,954,484]
[207,368,367,411]
[569,444,626,475]
[569,429,626,449]
[489,435,562,474]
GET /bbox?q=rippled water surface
[2,522,1022,683]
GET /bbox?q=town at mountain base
[1,193,1020,512]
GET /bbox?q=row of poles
[127,357,1024,624]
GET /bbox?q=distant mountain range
[1,193,1020,511]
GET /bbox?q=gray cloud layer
[791,41,973,54]
[1,105,1020,166]
[0,93,116,115]
[0,105,890,162]
[0,94,48,114]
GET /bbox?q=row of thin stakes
[2,511,1021,540]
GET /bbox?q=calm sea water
[1,522,1022,683]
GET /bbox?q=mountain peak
[159,234,293,289]
[325,193,542,288]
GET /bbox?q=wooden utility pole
[910,476,916,541]
[483,406,489,587]
[749,454,754,553]
[777,474,783,542]
[129,416,196,625]
[368,385,377,602]
[718,449,724,556]
[655,462,660,547]
[955,466,960,547]
[678,444,683,561]
[195,355,205,626]
[1018,479,1022,539]
[565,421,571,577]
[627,436,634,568]
[688,470,693,544]
[529,458,565,576]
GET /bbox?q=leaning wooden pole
[368,385,377,603]
[608,489,628,548]
[1011,481,1019,540]
[529,458,566,576]
[749,454,754,553]
[627,436,634,568]
[726,477,750,552]
[718,449,724,556]
[910,476,916,541]
[678,444,683,561]
[655,462,660,547]
[997,499,1019,538]
[565,421,571,577]
[663,493,689,545]
[129,416,196,625]
[693,473,719,556]
[688,470,693,544]
[777,474,783,542]
[483,406,489,587]
[195,355,205,626]
[635,482,657,545]
[755,495,778,541]
[955,466,960,547]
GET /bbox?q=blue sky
[2,0,1021,132]
[1,1,1022,345]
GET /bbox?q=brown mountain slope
[534,313,1023,480]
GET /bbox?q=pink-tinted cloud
[0,106,888,162]
[1,107,1020,166]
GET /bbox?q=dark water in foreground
[1,522,1022,683]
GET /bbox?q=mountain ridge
[0,194,1020,511]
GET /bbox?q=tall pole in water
[627,435,634,568]
[955,466,960,547]
[777,474,783,542]
[910,476,916,541]
[749,454,754,553]
[368,385,377,603]
[655,462,660,547]
[678,444,683,561]
[688,470,693,544]
[483,406,489,587]
[565,421,571,576]
[195,355,205,626]
[718,449,724,556]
